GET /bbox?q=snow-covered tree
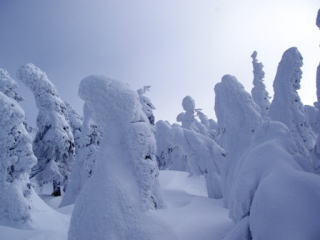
[137,86,156,125]
[224,121,320,240]
[0,92,37,228]
[60,103,101,207]
[177,96,215,138]
[214,74,262,206]
[156,121,189,171]
[250,51,270,117]
[0,68,23,102]
[68,75,169,240]
[304,104,319,133]
[269,47,315,170]
[65,102,82,152]
[155,120,225,198]
[17,63,75,196]
[0,69,34,133]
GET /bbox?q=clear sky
[0,0,319,125]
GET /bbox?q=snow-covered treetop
[269,47,303,120]
[215,74,262,143]
[251,51,265,81]
[17,63,64,111]
[251,51,270,116]
[79,75,143,129]
[176,95,211,136]
[137,85,156,125]
[317,8,320,28]
[0,68,23,102]
[182,96,195,112]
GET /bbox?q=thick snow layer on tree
[0,69,23,102]
[269,47,315,170]
[69,75,165,240]
[228,121,301,222]
[214,74,262,206]
[156,121,190,171]
[155,120,225,198]
[138,86,156,125]
[65,102,82,152]
[304,104,319,133]
[0,92,37,228]
[250,51,270,117]
[17,63,75,194]
[60,111,101,207]
[177,96,216,139]
[250,169,320,240]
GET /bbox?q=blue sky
[0,0,319,125]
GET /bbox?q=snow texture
[0,92,37,228]
[17,63,75,194]
[269,47,315,170]
[250,51,270,117]
[69,75,166,240]
[250,168,320,240]
[214,74,262,206]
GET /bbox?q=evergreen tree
[269,47,315,170]
[251,51,270,117]
[17,63,75,196]
[0,92,37,227]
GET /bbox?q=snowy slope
[0,170,233,240]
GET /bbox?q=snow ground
[0,170,233,240]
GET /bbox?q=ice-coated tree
[65,102,82,152]
[17,63,75,196]
[269,47,315,170]
[137,86,156,125]
[68,76,171,240]
[60,103,101,207]
[195,109,218,138]
[155,120,225,198]
[0,68,23,102]
[304,104,319,133]
[0,92,37,228]
[214,74,262,206]
[177,96,211,137]
[223,120,320,240]
[250,51,270,117]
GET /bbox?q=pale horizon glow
[0,0,319,125]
